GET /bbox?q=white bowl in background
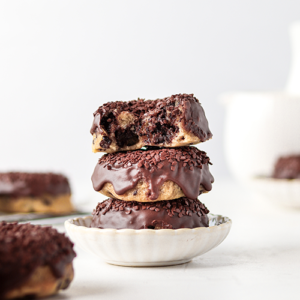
[251,177,300,209]
[65,214,232,267]
[221,91,300,183]
[221,22,300,184]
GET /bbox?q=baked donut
[92,146,214,202]
[90,94,212,153]
[0,222,76,299]
[0,172,73,214]
[273,155,300,179]
[90,197,210,230]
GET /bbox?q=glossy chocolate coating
[0,222,76,298]
[273,155,300,179]
[90,197,210,230]
[0,172,71,197]
[92,147,214,201]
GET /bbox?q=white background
[0,1,299,202]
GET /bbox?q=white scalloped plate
[251,177,300,209]
[65,214,232,267]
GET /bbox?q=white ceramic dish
[221,91,300,184]
[65,214,232,267]
[251,177,300,209]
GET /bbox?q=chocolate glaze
[273,155,300,179]
[90,94,212,150]
[183,97,211,141]
[92,147,214,200]
[90,197,209,230]
[0,222,76,298]
[0,172,71,197]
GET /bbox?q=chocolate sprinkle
[90,93,212,150]
[99,146,211,170]
[90,197,210,230]
[0,222,76,298]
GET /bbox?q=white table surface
[44,180,300,300]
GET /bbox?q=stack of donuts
[89,94,214,229]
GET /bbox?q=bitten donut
[273,155,300,179]
[0,172,73,214]
[90,93,212,153]
[92,147,214,202]
[0,222,76,299]
[90,197,210,229]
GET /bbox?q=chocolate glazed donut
[90,93,213,153]
[90,197,210,230]
[0,172,73,214]
[92,147,214,201]
[0,222,76,299]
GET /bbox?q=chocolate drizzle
[90,197,209,229]
[92,147,214,200]
[0,222,76,298]
[0,172,71,197]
